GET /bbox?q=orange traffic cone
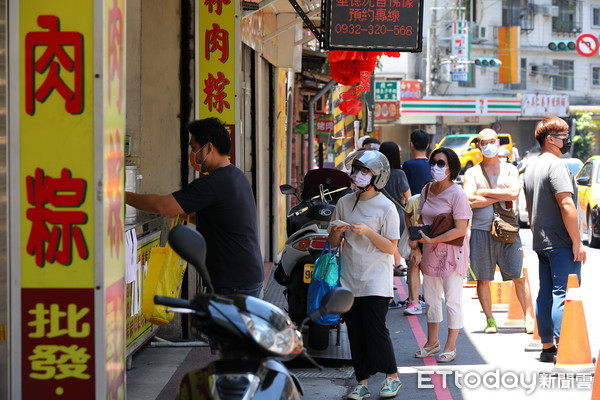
[566,273,579,290]
[490,281,511,312]
[552,287,595,373]
[524,319,543,352]
[592,351,600,400]
[500,282,525,329]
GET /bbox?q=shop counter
[124,214,163,367]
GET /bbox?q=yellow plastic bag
[141,217,188,325]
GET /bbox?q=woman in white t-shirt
[328,150,402,400]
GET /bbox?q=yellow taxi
[575,155,600,248]
[435,133,514,170]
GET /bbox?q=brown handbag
[479,165,520,244]
[423,183,465,246]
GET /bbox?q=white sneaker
[403,301,423,315]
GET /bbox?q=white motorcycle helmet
[345,150,390,190]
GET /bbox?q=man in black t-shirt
[126,118,264,297]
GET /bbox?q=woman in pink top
[412,147,472,363]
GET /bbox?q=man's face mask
[189,144,207,172]
[481,143,499,158]
[551,134,571,155]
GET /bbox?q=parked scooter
[154,225,354,399]
[274,168,352,351]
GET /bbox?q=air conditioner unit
[541,63,559,75]
[542,5,559,17]
[529,64,539,76]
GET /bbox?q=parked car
[434,133,513,170]
[516,157,583,228]
[575,155,600,248]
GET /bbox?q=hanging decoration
[328,51,400,115]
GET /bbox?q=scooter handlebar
[154,295,193,309]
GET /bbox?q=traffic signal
[548,41,576,51]
[474,58,502,67]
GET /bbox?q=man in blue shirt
[402,129,432,194]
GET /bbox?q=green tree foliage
[573,112,596,161]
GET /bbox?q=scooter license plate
[303,264,314,283]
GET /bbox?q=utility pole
[425,0,437,97]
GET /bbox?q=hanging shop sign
[399,80,423,100]
[374,101,399,121]
[521,94,569,117]
[323,0,424,52]
[11,1,127,398]
[295,114,334,135]
[197,0,240,164]
[375,81,398,101]
[400,98,521,115]
[451,21,470,82]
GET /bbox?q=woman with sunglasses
[411,147,472,363]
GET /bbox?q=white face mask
[351,170,372,188]
[481,143,499,158]
[430,165,449,181]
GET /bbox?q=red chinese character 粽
[26,168,88,267]
[25,15,84,115]
[204,0,231,15]
[108,0,124,113]
[205,23,229,63]
[203,72,230,113]
[107,129,124,257]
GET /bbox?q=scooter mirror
[168,225,214,294]
[309,287,354,320]
[280,184,297,195]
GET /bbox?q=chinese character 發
[25,15,84,115]
[29,344,91,380]
[26,168,88,267]
[203,72,230,113]
[28,303,91,338]
[204,0,231,15]
[108,0,124,113]
[205,23,229,63]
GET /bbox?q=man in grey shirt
[523,116,586,363]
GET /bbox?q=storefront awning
[400,98,521,116]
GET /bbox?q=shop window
[592,66,600,87]
[593,6,600,27]
[552,60,574,91]
[552,0,582,33]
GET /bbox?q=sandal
[437,349,456,363]
[415,342,440,358]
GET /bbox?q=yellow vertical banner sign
[197,0,240,163]
[498,26,520,84]
[276,69,288,251]
[103,0,126,398]
[16,0,97,398]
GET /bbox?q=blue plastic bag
[306,243,341,326]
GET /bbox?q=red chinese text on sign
[205,23,229,63]
[108,0,124,113]
[204,0,231,15]
[203,72,231,113]
[26,168,88,267]
[25,15,84,115]
[106,130,124,256]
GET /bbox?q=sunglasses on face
[430,159,446,168]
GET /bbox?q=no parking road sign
[576,33,599,57]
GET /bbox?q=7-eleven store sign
[400,98,521,115]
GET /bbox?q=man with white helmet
[329,150,402,399]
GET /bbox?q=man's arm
[463,169,496,208]
[555,192,586,263]
[125,192,185,218]
[476,165,520,201]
